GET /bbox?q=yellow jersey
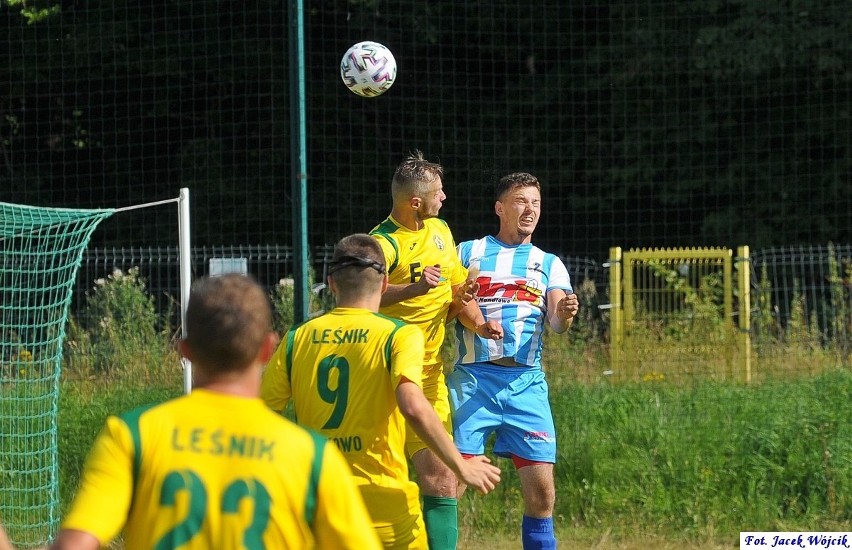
[261,307,424,489]
[370,216,468,365]
[61,389,380,550]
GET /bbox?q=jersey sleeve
[260,332,294,413]
[444,231,468,286]
[456,240,470,264]
[371,234,398,275]
[389,324,425,388]
[448,259,468,287]
[546,254,573,292]
[60,416,136,544]
[312,443,382,550]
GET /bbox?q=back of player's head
[391,149,444,200]
[184,273,272,374]
[328,234,386,298]
[495,172,541,201]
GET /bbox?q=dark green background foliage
[1,1,849,259]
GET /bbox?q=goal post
[0,188,191,547]
[178,187,192,395]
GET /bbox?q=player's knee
[417,465,458,497]
[517,467,555,514]
[418,471,458,497]
[523,487,555,516]
[412,450,458,496]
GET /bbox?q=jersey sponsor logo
[523,430,554,442]
[475,276,543,304]
[311,327,370,344]
[409,241,418,250]
[170,427,276,462]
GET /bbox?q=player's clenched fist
[475,320,504,340]
[417,264,443,292]
[557,293,579,321]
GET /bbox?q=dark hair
[184,274,272,373]
[494,172,541,201]
[329,234,386,299]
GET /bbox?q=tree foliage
[1,0,849,259]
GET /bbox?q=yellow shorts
[405,361,452,458]
[360,482,427,550]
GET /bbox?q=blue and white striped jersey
[454,236,572,368]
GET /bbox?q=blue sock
[522,515,556,550]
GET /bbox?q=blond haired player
[261,234,501,549]
[369,151,503,550]
[51,274,380,550]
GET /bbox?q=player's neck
[390,207,424,231]
[194,368,261,398]
[335,295,381,312]
[495,230,532,246]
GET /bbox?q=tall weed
[64,267,176,383]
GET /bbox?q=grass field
[459,531,737,549]
[46,362,851,549]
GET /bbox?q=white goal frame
[113,187,192,393]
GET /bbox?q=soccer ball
[340,41,397,98]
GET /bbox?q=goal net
[0,202,113,546]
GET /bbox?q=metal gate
[607,246,752,383]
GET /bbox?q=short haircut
[494,172,541,201]
[184,273,272,374]
[391,149,445,200]
[328,234,386,300]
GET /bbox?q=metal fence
[751,244,851,340]
[72,243,851,345]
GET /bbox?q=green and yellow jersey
[369,215,468,366]
[61,389,379,550]
[261,308,429,548]
[261,308,423,488]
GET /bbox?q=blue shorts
[447,362,556,463]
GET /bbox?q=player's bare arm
[547,289,579,333]
[49,528,101,550]
[449,290,504,340]
[0,524,16,550]
[379,264,442,306]
[446,279,476,320]
[395,378,501,494]
[452,278,479,309]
